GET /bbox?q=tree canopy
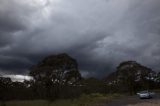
[29,53,81,85]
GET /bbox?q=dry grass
[127,100,160,106]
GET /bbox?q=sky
[0,0,160,78]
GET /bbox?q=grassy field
[127,100,160,106]
[0,93,121,106]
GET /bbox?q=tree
[117,61,156,94]
[29,53,81,99]
[105,61,157,95]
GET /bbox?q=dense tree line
[0,54,160,101]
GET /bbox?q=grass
[0,93,122,106]
[127,100,160,106]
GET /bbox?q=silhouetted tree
[29,53,81,99]
[105,61,157,95]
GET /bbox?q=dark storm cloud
[0,0,160,77]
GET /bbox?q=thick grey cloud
[0,0,160,77]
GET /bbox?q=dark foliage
[0,53,82,100]
[29,53,82,100]
[0,57,160,101]
[104,61,159,95]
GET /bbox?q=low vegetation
[0,93,122,106]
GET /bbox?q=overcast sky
[0,0,160,77]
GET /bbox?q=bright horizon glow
[3,75,33,82]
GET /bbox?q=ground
[127,100,160,106]
[1,93,160,106]
[103,93,160,106]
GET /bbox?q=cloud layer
[0,0,160,77]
